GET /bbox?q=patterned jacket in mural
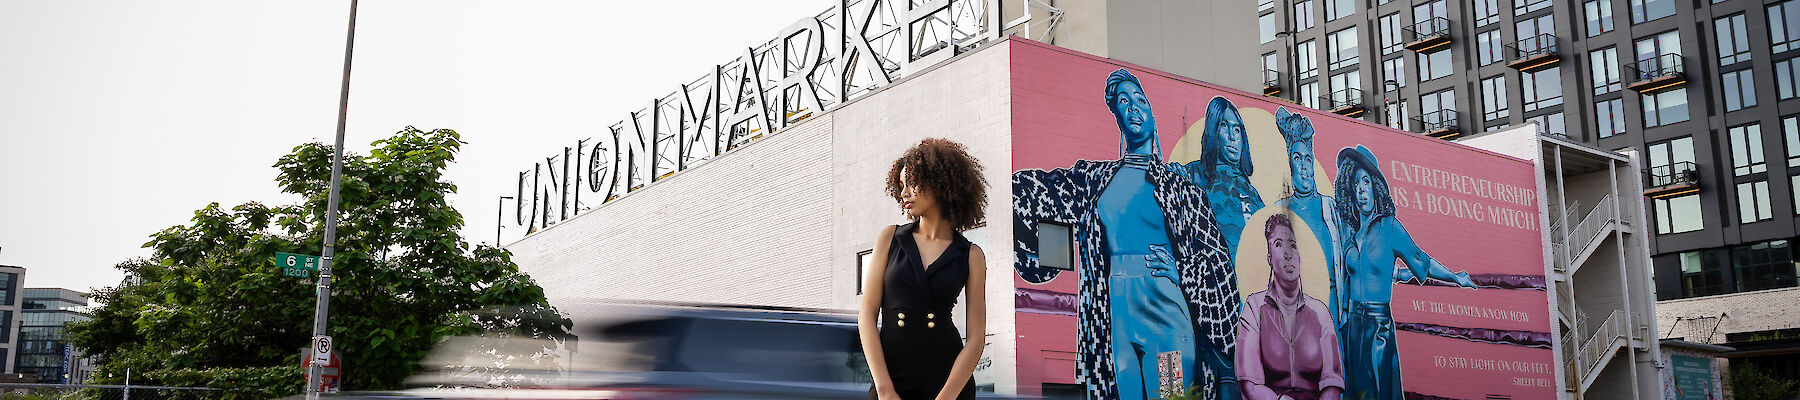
[1012,159,1239,400]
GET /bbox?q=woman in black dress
[861,138,990,400]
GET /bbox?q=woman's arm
[1236,300,1278,400]
[937,245,988,400]
[861,225,900,399]
[1385,221,1476,288]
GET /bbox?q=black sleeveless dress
[871,222,978,400]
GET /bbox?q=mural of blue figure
[1269,109,1345,327]
[1012,69,1239,400]
[1178,98,1264,257]
[1331,146,1479,400]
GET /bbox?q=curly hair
[1333,153,1397,236]
[886,138,989,232]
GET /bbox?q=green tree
[66,127,571,398]
[1730,362,1800,400]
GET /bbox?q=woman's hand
[877,386,902,400]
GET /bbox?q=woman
[1236,214,1343,400]
[861,138,990,400]
[1330,146,1476,400]
[1182,97,1264,256]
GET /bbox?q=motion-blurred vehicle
[298,301,1019,399]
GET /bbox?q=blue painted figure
[1330,146,1479,400]
[1269,109,1345,327]
[1180,98,1264,257]
[1011,69,1239,400]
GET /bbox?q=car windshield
[673,317,871,383]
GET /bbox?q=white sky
[0,0,833,293]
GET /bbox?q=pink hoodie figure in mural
[1236,214,1343,400]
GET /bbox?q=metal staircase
[1550,195,1624,277]
[1549,194,1637,395]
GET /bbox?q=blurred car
[300,301,1023,399]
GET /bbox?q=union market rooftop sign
[504,0,1012,241]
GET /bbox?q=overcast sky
[0,0,832,293]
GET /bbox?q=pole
[309,0,358,397]
[123,369,129,400]
[496,196,514,245]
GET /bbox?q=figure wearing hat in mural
[1236,213,1344,400]
[1177,98,1264,259]
[1012,69,1239,400]
[1331,145,1478,400]
[1269,108,1346,327]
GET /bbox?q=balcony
[1645,161,1699,198]
[1506,34,1561,72]
[1402,17,1453,53]
[1411,110,1459,139]
[1321,88,1366,117]
[1626,53,1687,94]
[1263,70,1282,96]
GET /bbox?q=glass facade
[15,289,91,384]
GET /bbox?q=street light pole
[308,0,358,398]
[496,196,514,245]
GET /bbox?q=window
[1385,99,1409,130]
[1295,0,1316,31]
[1260,0,1274,12]
[1586,0,1615,37]
[1478,30,1504,66]
[1592,47,1622,94]
[1517,0,1552,15]
[1260,13,1278,44]
[1597,99,1626,138]
[856,250,874,294]
[1722,70,1758,112]
[1300,82,1320,108]
[1643,88,1690,127]
[1380,13,1405,54]
[1778,58,1800,100]
[1718,14,1752,65]
[1421,89,1456,129]
[1738,181,1774,223]
[1784,116,1800,167]
[1036,222,1074,271]
[1522,66,1563,111]
[1419,49,1452,81]
[1630,0,1674,24]
[1634,30,1681,78]
[1657,194,1705,233]
[1792,175,1800,212]
[1298,40,1318,79]
[1731,124,1768,176]
[1474,0,1500,26]
[1263,52,1280,76]
[1732,240,1799,292]
[1528,112,1566,137]
[1328,28,1359,70]
[1649,136,1697,187]
[1326,0,1354,21]
[1773,1,1800,53]
[1517,14,1555,45]
[1414,1,1448,31]
[1679,250,1727,298]
[1383,57,1406,87]
[1481,76,1509,120]
[1330,71,1361,99]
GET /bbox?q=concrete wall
[1033,0,1260,95]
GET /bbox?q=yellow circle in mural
[1235,207,1333,302]
[1171,102,1336,256]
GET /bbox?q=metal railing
[1649,161,1698,187]
[1321,88,1364,111]
[1628,53,1685,83]
[1578,310,1628,375]
[1402,17,1452,47]
[1563,194,1617,267]
[1411,110,1458,134]
[1506,34,1559,62]
[1549,200,1581,238]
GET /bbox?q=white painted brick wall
[1657,287,1800,344]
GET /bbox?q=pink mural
[1008,40,1552,400]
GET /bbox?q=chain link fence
[0,384,225,400]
